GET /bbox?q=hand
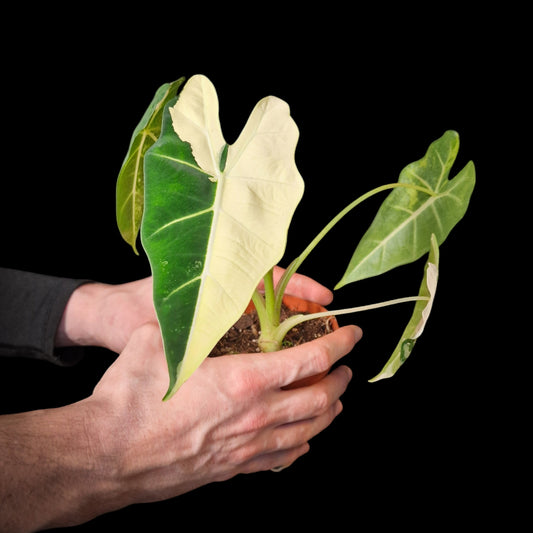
[56,267,333,353]
[2,281,358,531]
[1,322,361,530]
[85,322,361,510]
[56,277,156,353]
[267,265,333,306]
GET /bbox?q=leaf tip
[162,375,181,402]
[333,279,344,291]
[162,389,175,402]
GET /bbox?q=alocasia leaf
[369,234,439,382]
[336,130,475,288]
[116,77,185,253]
[141,75,304,400]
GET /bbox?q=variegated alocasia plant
[116,74,475,400]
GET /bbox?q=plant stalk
[273,182,434,315]
[254,269,281,352]
[271,295,430,349]
[262,267,279,327]
[251,290,268,327]
[256,182,434,353]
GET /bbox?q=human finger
[93,322,167,400]
[242,397,345,473]
[256,364,352,431]
[239,443,311,475]
[270,365,353,427]
[272,398,344,450]
[272,266,333,306]
[251,325,361,391]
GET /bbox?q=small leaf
[116,77,185,253]
[141,75,304,399]
[336,130,474,288]
[369,234,439,382]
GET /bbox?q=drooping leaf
[116,77,185,253]
[141,75,304,400]
[336,130,475,288]
[369,234,439,382]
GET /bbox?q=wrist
[51,399,128,526]
[53,397,136,526]
[83,392,152,510]
[56,282,110,348]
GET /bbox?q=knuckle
[241,404,271,433]
[311,387,331,414]
[229,446,252,465]
[228,440,261,465]
[226,358,266,400]
[227,371,252,399]
[309,343,332,374]
[274,426,308,451]
[131,321,161,345]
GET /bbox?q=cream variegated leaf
[369,234,439,382]
[142,75,304,399]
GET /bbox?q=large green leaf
[116,78,185,253]
[141,75,304,400]
[336,130,475,288]
[369,234,439,381]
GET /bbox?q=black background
[0,9,526,531]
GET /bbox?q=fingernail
[345,366,353,382]
[352,325,363,343]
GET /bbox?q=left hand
[56,277,155,353]
[56,266,333,353]
[267,266,333,306]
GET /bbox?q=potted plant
[116,75,475,400]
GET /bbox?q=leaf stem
[254,268,282,351]
[273,295,430,345]
[262,267,279,327]
[274,182,434,313]
[251,289,268,328]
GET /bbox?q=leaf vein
[164,275,202,301]
[358,196,438,269]
[219,209,273,247]
[148,207,213,238]
[156,153,207,174]
[406,169,433,191]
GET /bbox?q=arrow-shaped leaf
[141,75,304,400]
[116,77,185,253]
[336,130,475,288]
[369,233,439,382]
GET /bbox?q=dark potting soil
[209,304,335,357]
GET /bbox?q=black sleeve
[0,268,91,366]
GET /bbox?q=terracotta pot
[246,294,339,389]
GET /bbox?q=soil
[209,304,335,357]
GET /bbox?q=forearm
[0,400,124,531]
[0,268,89,364]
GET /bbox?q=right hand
[88,322,362,509]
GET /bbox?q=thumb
[93,322,167,398]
